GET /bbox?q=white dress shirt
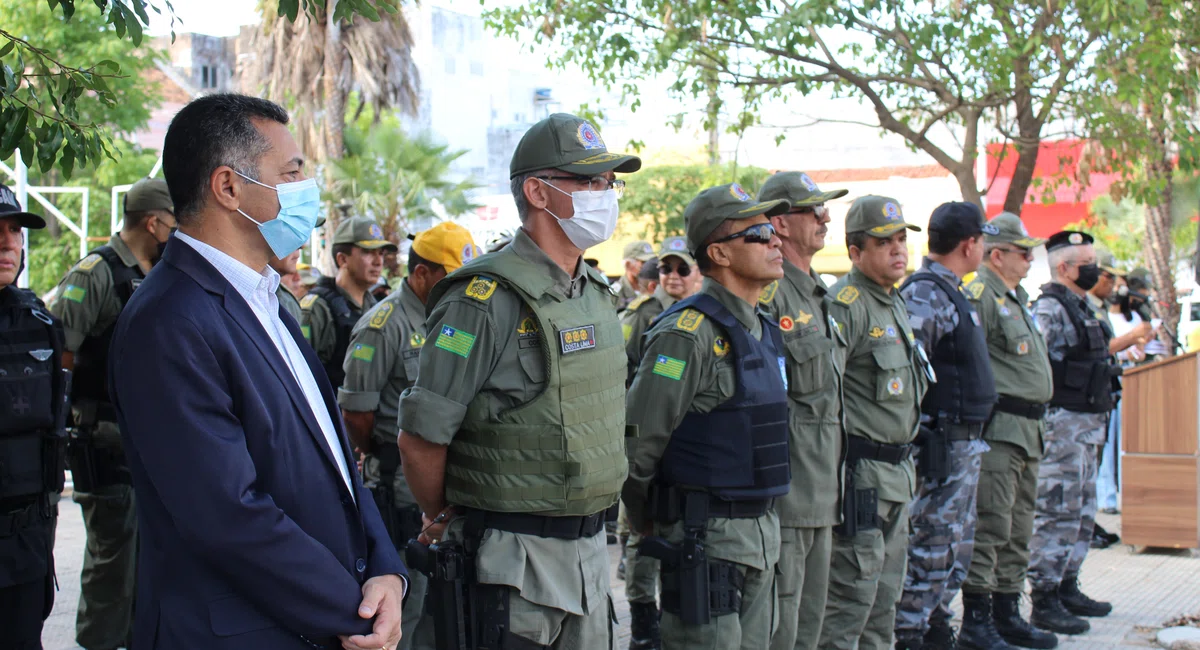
[176,233,355,497]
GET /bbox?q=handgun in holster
[406,539,471,650]
[916,423,950,481]
[833,470,879,538]
[640,490,713,625]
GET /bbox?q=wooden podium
[1121,350,1200,548]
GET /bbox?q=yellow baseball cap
[411,222,481,272]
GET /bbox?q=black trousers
[0,573,50,650]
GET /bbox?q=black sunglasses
[659,262,692,277]
[711,223,777,245]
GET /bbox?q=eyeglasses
[535,175,626,199]
[995,247,1034,261]
[659,262,692,277]
[789,205,827,217]
[710,223,777,246]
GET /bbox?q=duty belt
[994,396,1048,421]
[649,485,774,523]
[846,435,914,465]
[461,508,606,540]
[0,502,54,536]
[706,497,773,519]
[938,421,986,441]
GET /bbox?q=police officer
[895,202,999,650]
[821,196,929,650]
[624,183,789,649]
[961,213,1057,650]
[1027,231,1116,635]
[51,177,175,650]
[755,171,848,650]
[613,240,657,310]
[0,186,68,650]
[397,113,638,649]
[635,255,660,297]
[270,248,304,321]
[338,221,478,650]
[301,216,397,388]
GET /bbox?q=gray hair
[1048,245,1082,279]
[511,172,533,223]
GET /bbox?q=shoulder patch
[759,281,778,304]
[713,337,730,357]
[965,281,985,300]
[300,294,319,309]
[674,309,705,333]
[627,294,651,312]
[367,302,395,329]
[835,285,860,305]
[464,275,497,302]
[77,254,103,271]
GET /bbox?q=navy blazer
[109,237,406,649]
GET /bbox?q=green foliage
[0,0,170,178]
[620,163,771,241]
[1074,175,1200,274]
[328,116,481,239]
[277,0,400,23]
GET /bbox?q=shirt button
[355,558,367,573]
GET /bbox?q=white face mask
[538,179,620,250]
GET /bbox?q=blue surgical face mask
[235,172,322,259]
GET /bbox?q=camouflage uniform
[1027,289,1108,591]
[895,258,991,642]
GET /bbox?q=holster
[833,470,880,537]
[916,424,950,481]
[66,427,131,493]
[640,491,728,625]
[406,539,471,650]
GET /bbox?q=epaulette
[299,294,319,310]
[464,275,497,303]
[77,254,103,272]
[627,294,651,312]
[965,279,986,300]
[367,302,395,329]
[672,308,705,333]
[759,281,778,304]
[834,285,860,306]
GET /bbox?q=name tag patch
[559,325,596,354]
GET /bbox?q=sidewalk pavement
[41,509,1200,650]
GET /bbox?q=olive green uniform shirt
[829,268,928,504]
[300,283,378,365]
[276,285,302,322]
[966,266,1053,458]
[621,285,675,373]
[759,260,847,528]
[624,278,781,572]
[397,229,608,616]
[611,274,639,311]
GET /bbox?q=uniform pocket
[999,318,1034,356]
[871,344,910,402]
[0,349,55,432]
[978,450,1017,513]
[784,336,834,397]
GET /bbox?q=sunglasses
[996,247,1034,261]
[659,262,692,277]
[710,223,777,246]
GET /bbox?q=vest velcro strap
[447,449,578,476]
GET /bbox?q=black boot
[992,592,1057,649]
[1030,588,1089,635]
[957,592,1015,650]
[894,635,925,650]
[1059,572,1112,617]
[629,601,661,650]
[923,614,959,650]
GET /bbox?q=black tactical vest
[0,285,68,501]
[71,246,143,420]
[1036,283,1115,413]
[901,271,997,424]
[309,276,361,389]
[657,294,791,500]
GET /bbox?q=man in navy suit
[109,93,407,650]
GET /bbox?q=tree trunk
[1143,140,1180,346]
[320,0,346,274]
[1003,138,1040,215]
[951,162,984,212]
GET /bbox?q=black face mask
[1074,263,1101,291]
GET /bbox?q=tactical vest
[0,286,68,501]
[308,276,360,389]
[657,294,791,500]
[1037,283,1115,413]
[431,248,627,517]
[901,271,997,424]
[71,246,143,420]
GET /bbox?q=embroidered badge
[78,254,103,271]
[575,152,622,165]
[653,355,686,380]
[351,343,376,362]
[577,122,605,150]
[759,281,778,304]
[967,282,985,299]
[882,202,902,221]
[795,310,813,325]
[668,238,687,251]
[1017,340,1030,355]
[300,294,319,309]
[559,325,596,354]
[729,183,753,202]
[868,326,886,338]
[779,316,795,331]
[675,309,705,332]
[713,337,730,357]
[799,173,819,191]
[368,303,395,329]
[62,285,86,303]
[887,376,904,396]
[835,286,860,305]
[1068,233,1083,245]
[885,325,897,338]
[465,276,497,302]
[435,325,476,358]
[410,332,426,347]
[369,224,384,240]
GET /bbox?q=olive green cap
[758,171,848,206]
[622,240,656,262]
[845,195,920,237]
[985,211,1046,248]
[509,113,642,179]
[333,216,398,251]
[1096,250,1121,275]
[684,183,790,253]
[657,235,696,266]
[125,178,174,213]
[1127,267,1153,289]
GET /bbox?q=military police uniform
[613,240,656,310]
[756,172,849,650]
[276,282,303,321]
[1027,231,1115,634]
[301,216,396,387]
[0,195,69,650]
[625,184,791,650]
[50,178,172,650]
[399,114,639,649]
[820,197,928,650]
[961,213,1057,650]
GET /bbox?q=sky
[147,0,261,37]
